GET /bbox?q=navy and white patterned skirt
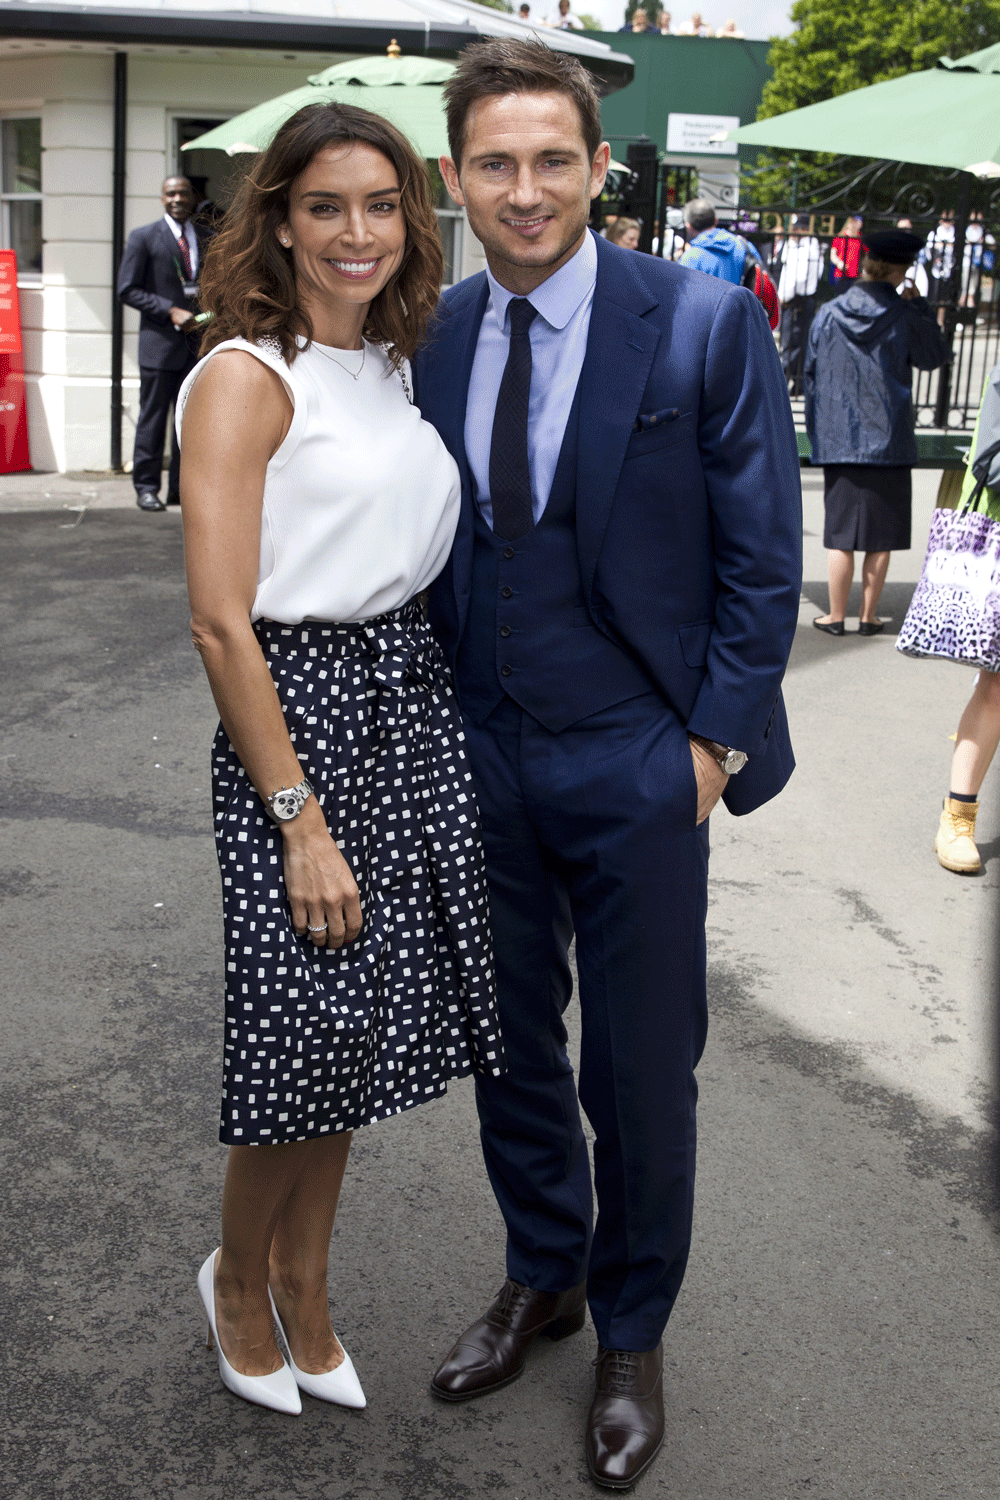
[211,600,503,1145]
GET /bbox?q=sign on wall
[666,113,739,157]
[0,250,31,474]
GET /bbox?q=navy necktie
[489,297,538,540]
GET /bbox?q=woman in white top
[179,103,501,1417]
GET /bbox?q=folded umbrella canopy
[182,53,456,161]
[724,44,1000,177]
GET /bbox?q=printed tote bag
[896,437,1000,671]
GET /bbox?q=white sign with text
[666,113,739,157]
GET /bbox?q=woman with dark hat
[806,228,949,634]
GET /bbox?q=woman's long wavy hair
[199,103,443,366]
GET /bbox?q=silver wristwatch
[689,735,748,776]
[266,777,314,822]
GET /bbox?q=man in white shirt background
[676,10,714,34]
[547,0,584,25]
[775,213,824,395]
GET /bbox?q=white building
[0,0,631,471]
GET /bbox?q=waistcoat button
[499,625,511,638]
[501,664,512,677]
[501,586,513,599]
[502,546,515,559]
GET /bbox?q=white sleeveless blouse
[176,336,461,624]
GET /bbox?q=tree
[745,0,1000,206]
[759,0,1000,119]
[578,12,604,27]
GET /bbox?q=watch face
[723,750,748,774]
[271,790,301,820]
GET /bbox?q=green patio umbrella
[182,53,455,161]
[724,45,1000,177]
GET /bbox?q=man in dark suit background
[413,40,802,1490]
[117,175,209,511]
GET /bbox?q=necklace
[312,339,366,380]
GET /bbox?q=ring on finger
[307,922,328,935]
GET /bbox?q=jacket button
[499,625,511,638]
[502,546,515,559]
[500,664,512,677]
[501,586,513,598]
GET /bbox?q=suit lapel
[436,276,489,636]
[576,237,662,605]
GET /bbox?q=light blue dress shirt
[465,230,597,529]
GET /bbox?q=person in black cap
[805,228,949,634]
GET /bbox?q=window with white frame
[1,117,42,281]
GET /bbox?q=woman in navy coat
[805,228,948,635]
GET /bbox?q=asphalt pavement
[1,468,998,1500]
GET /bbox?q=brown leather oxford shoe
[585,1342,664,1490]
[430,1277,587,1401]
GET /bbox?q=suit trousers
[462,691,710,1352]
[133,359,196,496]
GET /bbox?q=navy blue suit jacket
[117,218,211,371]
[414,232,802,816]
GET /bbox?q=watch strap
[688,734,746,774]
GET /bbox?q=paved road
[1,472,997,1499]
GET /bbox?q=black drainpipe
[110,50,127,471]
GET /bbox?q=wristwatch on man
[266,777,314,822]
[688,735,748,776]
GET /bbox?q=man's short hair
[162,175,193,193]
[444,38,603,168]
[684,198,716,234]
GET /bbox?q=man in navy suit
[117,176,209,511]
[414,40,801,1489]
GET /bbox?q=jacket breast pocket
[623,414,693,462]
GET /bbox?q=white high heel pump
[268,1288,367,1409]
[198,1251,302,1416]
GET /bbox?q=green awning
[726,46,1000,177]
[183,53,455,161]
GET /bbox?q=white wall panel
[42,285,112,334]
[44,194,112,245]
[43,146,115,198]
[44,100,113,150]
[44,242,113,288]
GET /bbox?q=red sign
[0,249,31,473]
[0,250,22,355]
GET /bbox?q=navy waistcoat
[456,384,652,733]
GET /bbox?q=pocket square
[633,407,681,433]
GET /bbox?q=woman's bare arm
[181,351,362,947]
